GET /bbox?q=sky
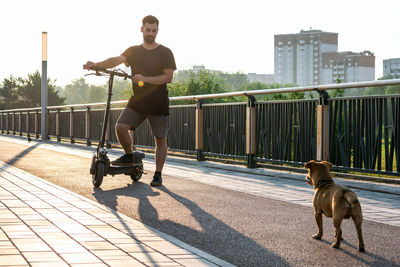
[1,0,399,87]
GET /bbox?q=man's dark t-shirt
[122,45,176,115]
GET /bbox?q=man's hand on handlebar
[83,61,97,70]
[82,64,132,79]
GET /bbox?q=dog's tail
[344,190,360,205]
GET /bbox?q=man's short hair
[142,15,159,26]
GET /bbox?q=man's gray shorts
[117,106,169,138]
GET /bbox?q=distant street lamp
[41,32,47,140]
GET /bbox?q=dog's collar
[316,179,334,188]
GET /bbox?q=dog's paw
[359,246,365,252]
[331,242,340,249]
[312,234,322,240]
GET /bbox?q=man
[83,15,176,186]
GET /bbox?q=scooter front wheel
[130,166,143,182]
[92,161,105,187]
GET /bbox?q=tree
[215,71,248,91]
[0,71,65,109]
[59,78,89,104]
[381,74,400,95]
[364,74,400,96]
[88,84,107,103]
[330,74,345,97]
[239,82,304,101]
[112,78,132,101]
[0,75,20,109]
[169,70,231,104]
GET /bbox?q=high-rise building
[321,51,375,84]
[274,30,338,86]
[383,58,400,77]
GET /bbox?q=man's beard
[144,36,155,44]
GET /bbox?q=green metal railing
[1,79,400,175]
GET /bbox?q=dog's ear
[304,160,315,169]
[322,161,333,169]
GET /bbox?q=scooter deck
[107,164,142,175]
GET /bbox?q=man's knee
[115,123,131,133]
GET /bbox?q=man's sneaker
[150,172,162,186]
[111,154,134,166]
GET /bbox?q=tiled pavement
[1,135,400,266]
[0,160,233,266]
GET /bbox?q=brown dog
[305,160,365,252]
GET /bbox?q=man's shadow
[93,182,160,220]
[92,183,290,267]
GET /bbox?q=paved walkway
[6,135,399,228]
[160,159,400,228]
[0,160,232,266]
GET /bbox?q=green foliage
[330,74,345,97]
[0,75,19,109]
[169,70,235,104]
[215,72,248,91]
[364,74,400,96]
[87,85,107,103]
[239,82,304,101]
[170,70,306,104]
[380,74,400,95]
[59,78,129,104]
[112,78,132,101]
[364,86,386,96]
[58,78,89,104]
[0,71,65,109]
[174,69,248,92]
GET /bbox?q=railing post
[6,112,9,134]
[0,112,3,134]
[18,111,22,136]
[86,106,91,146]
[195,100,205,161]
[246,95,257,168]
[1,113,4,134]
[12,111,16,135]
[70,107,75,144]
[26,111,31,141]
[34,110,39,139]
[316,90,330,161]
[46,109,49,140]
[56,108,61,142]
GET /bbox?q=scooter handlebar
[84,66,132,79]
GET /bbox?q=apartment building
[383,58,400,77]
[321,51,375,84]
[274,30,338,86]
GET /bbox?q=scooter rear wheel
[92,161,105,187]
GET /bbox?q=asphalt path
[0,139,399,266]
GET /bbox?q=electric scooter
[85,67,145,188]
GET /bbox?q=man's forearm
[143,74,172,85]
[95,57,124,69]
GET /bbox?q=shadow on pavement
[339,239,399,266]
[93,184,163,266]
[5,143,40,166]
[92,182,290,267]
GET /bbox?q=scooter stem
[99,74,114,149]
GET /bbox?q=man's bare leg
[115,123,133,154]
[154,137,167,172]
[151,136,167,186]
